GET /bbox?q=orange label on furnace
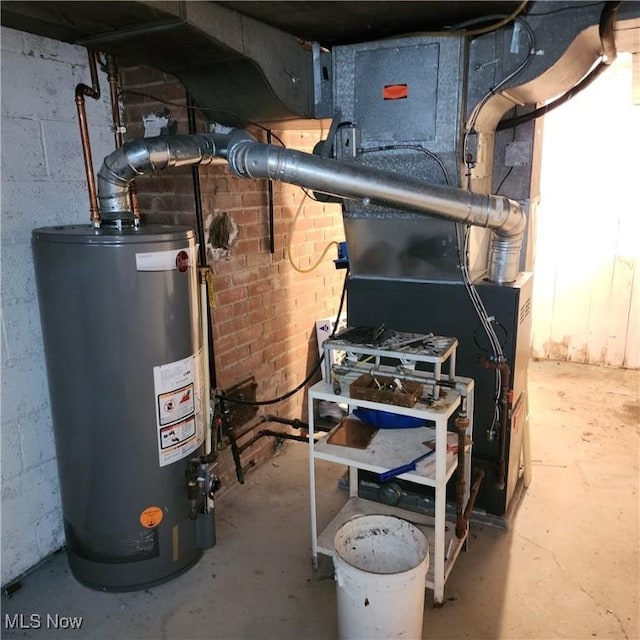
[139,506,164,529]
[383,83,409,100]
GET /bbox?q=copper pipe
[480,357,512,490]
[455,412,470,539]
[129,182,141,221]
[104,54,140,221]
[105,54,123,149]
[463,469,486,522]
[74,50,101,226]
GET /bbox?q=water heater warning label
[159,416,196,450]
[158,384,194,425]
[139,506,164,528]
[153,351,204,467]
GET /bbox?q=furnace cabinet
[347,272,533,517]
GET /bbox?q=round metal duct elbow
[487,199,526,284]
[488,233,524,284]
[491,197,527,238]
[97,134,219,222]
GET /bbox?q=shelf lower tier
[313,425,463,487]
[315,496,467,592]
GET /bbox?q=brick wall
[119,66,346,488]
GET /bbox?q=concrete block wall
[1,27,114,585]
[119,66,346,488]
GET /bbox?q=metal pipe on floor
[238,429,316,455]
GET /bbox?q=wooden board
[326,417,378,449]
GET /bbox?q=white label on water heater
[153,350,205,467]
[136,247,194,272]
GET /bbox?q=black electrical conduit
[266,129,276,254]
[186,91,217,388]
[497,61,609,130]
[497,0,621,131]
[236,415,333,456]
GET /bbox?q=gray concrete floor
[2,361,639,640]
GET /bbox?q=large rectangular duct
[0,0,332,125]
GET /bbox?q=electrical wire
[496,1,620,131]
[359,144,452,186]
[447,2,528,34]
[278,115,340,268]
[300,186,321,201]
[526,1,603,16]
[286,191,340,273]
[457,14,534,427]
[457,225,503,435]
[398,0,529,39]
[462,17,535,190]
[495,166,514,194]
[464,16,536,136]
[451,0,529,36]
[456,226,504,360]
[455,223,503,437]
[496,59,608,131]
[217,267,349,406]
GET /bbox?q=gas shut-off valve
[186,455,221,550]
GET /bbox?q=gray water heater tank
[32,224,206,591]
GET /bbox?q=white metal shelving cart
[307,329,474,606]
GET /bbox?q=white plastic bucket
[333,515,429,640]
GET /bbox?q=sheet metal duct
[0,0,330,125]
[2,1,638,128]
[96,130,526,283]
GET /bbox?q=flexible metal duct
[96,130,525,282]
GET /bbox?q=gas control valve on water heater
[32,225,211,591]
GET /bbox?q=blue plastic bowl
[353,407,425,429]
